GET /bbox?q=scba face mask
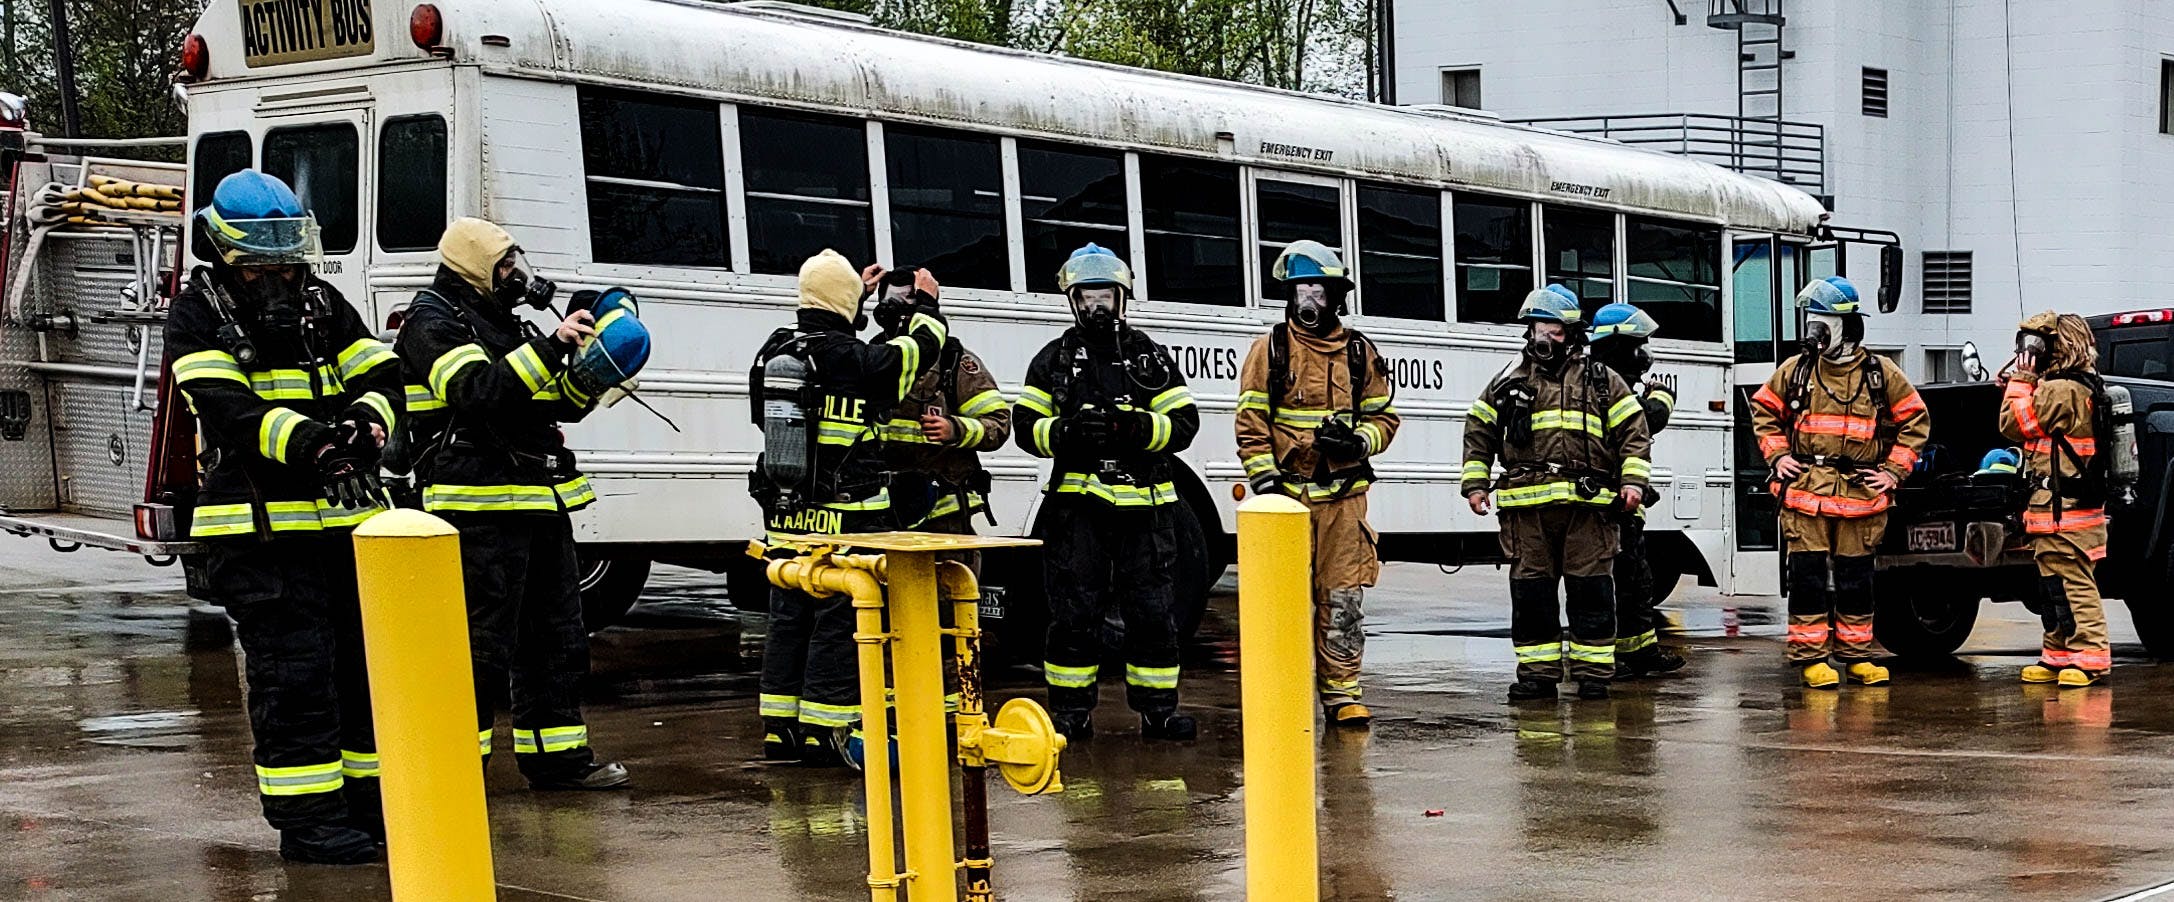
[1597,339,1651,377]
[2015,330,2051,361]
[1802,312,1860,360]
[874,268,932,336]
[1071,287,1122,333]
[1290,282,1341,334]
[494,250,558,311]
[1525,326,1566,366]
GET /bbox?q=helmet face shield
[1057,251,1134,295]
[201,212,322,268]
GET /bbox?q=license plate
[1907,521,1958,553]
[978,586,1006,622]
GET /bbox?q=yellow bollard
[352,510,494,901]
[1237,494,1317,902]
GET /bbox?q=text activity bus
[0,0,1910,648]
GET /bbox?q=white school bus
[0,0,1901,640]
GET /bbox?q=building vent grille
[1923,251,1971,314]
[1862,67,1888,118]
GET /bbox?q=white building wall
[1394,0,2174,380]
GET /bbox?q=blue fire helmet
[1057,243,1134,294]
[1976,448,2020,476]
[1270,240,1353,289]
[1796,276,1863,316]
[568,289,651,403]
[1518,284,1585,326]
[1591,302,1661,342]
[195,170,318,266]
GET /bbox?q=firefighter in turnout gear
[1236,240,1399,727]
[870,266,1009,532]
[1748,277,1931,689]
[395,218,630,790]
[1587,302,1688,677]
[2000,312,2112,687]
[749,250,950,766]
[1014,244,1202,742]
[1461,285,1653,702]
[170,170,400,864]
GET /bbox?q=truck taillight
[2112,309,2173,326]
[411,4,445,50]
[179,34,208,82]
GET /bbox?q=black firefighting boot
[1507,680,1559,702]
[763,717,805,761]
[279,824,382,865]
[530,761,632,791]
[1139,709,1198,741]
[1051,708,1094,743]
[1576,681,1611,700]
[1619,645,1687,677]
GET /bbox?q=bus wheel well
[1644,530,1713,601]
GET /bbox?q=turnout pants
[208,533,378,831]
[759,505,890,733]
[449,512,596,780]
[1042,500,1182,714]
[1781,509,1886,664]
[1501,505,1618,683]
[1304,492,1379,705]
[1614,514,1661,656]
[2031,514,2110,674]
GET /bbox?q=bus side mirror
[1878,245,1904,313]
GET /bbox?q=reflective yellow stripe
[1606,395,1643,430]
[1031,418,1058,456]
[886,334,921,401]
[336,338,397,382]
[1355,422,1386,455]
[257,760,344,797]
[422,483,561,512]
[1015,386,1056,417]
[429,344,490,400]
[1531,409,1604,436]
[316,498,387,529]
[356,390,396,434]
[1125,664,1180,690]
[341,749,381,779]
[815,487,891,512]
[1150,385,1194,414]
[258,407,309,462]
[818,420,868,446]
[1235,390,1271,413]
[1617,630,1658,653]
[249,368,316,401]
[189,503,257,537]
[1296,477,1369,500]
[1567,642,1617,664]
[1050,474,1179,507]
[1044,662,1099,688]
[1647,389,1676,414]
[556,476,597,510]
[878,418,932,444]
[479,729,494,756]
[1144,411,1174,452]
[1621,457,1652,479]
[1514,642,1563,663]
[959,389,1007,418]
[1468,400,1497,424]
[1242,453,1278,478]
[955,416,985,448]
[760,694,801,719]
[799,700,860,727]
[1461,460,1493,482]
[1359,395,1394,414]
[172,349,246,385]
[405,383,446,412]
[1497,480,1617,508]
[506,342,552,394]
[513,725,590,754]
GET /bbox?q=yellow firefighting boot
[1846,662,1891,686]
[2020,664,2059,684]
[1800,662,1840,689]
[1328,702,1373,728]
[2057,667,2104,688]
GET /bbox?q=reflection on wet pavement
[6,548,2174,901]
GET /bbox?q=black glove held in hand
[1312,419,1368,461]
[316,420,383,511]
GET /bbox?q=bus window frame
[262,118,365,256]
[374,113,449,255]
[574,86,733,270]
[1244,167,1350,311]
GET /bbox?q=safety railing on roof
[1512,113,1826,199]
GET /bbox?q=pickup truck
[1873,310,2174,659]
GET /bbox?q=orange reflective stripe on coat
[1759,434,1790,458]
[1777,488,1892,518]
[1752,384,1787,415]
[1797,413,1880,441]
[1886,445,1920,470]
[2025,436,2096,457]
[2005,382,2046,439]
[1889,390,1927,420]
[2022,507,2107,535]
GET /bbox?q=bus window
[577,88,728,268]
[1543,204,1613,310]
[1140,154,1240,305]
[885,125,1006,289]
[191,131,251,212]
[1356,183,1443,321]
[1020,142,1127,294]
[263,123,359,254]
[1254,176,1340,304]
[377,115,447,253]
[741,107,874,275]
[1626,217,1722,343]
[1452,194,1532,324]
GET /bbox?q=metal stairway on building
[1706,1,1797,196]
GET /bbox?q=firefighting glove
[315,420,384,511]
[1111,408,1155,449]
[1647,373,1679,398]
[1312,418,1368,461]
[1062,407,1116,454]
[1248,471,1289,498]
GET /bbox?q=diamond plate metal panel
[47,379,152,517]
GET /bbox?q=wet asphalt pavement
[5,541,2174,902]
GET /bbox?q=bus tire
[725,553,772,614]
[1871,569,1979,659]
[2128,541,2174,659]
[1170,498,1213,642]
[577,549,651,634]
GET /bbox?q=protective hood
[438,217,516,297]
[2020,309,2098,374]
[798,249,864,321]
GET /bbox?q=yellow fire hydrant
[755,531,1064,902]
